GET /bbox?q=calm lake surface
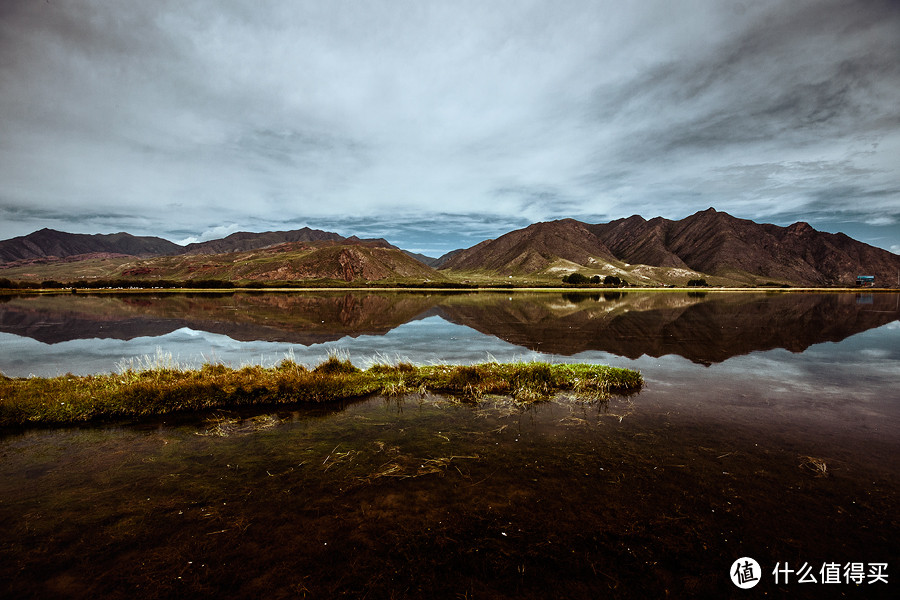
[1,291,898,598]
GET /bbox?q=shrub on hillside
[562,273,589,285]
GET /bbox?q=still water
[0,291,898,598]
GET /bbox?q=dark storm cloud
[599,8,897,152]
[0,0,898,252]
[0,203,153,234]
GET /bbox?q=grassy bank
[0,357,643,428]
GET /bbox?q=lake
[0,290,898,598]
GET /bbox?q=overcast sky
[1,0,898,256]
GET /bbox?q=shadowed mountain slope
[446,209,900,286]
[114,240,444,283]
[591,208,900,286]
[0,226,408,265]
[441,219,617,274]
[181,227,344,255]
[586,215,687,269]
[0,229,183,264]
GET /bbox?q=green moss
[0,359,642,428]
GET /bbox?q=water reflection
[1,291,898,598]
[0,390,896,599]
[0,291,897,374]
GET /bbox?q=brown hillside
[0,228,182,264]
[182,227,344,255]
[446,208,900,287]
[441,219,617,274]
[642,208,900,286]
[255,243,438,282]
[660,209,806,281]
[587,216,687,268]
[110,240,443,284]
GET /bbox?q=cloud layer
[1,0,898,255]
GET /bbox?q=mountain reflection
[1,291,897,365]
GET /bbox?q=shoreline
[1,285,897,295]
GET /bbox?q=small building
[856,275,875,287]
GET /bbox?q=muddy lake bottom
[1,389,897,600]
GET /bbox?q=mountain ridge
[2,209,898,287]
[0,226,404,265]
[441,208,900,287]
[0,228,183,264]
[116,240,443,283]
[181,227,346,255]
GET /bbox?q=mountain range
[442,208,900,286]
[0,226,383,263]
[1,209,898,287]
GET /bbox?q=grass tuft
[313,355,361,375]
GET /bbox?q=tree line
[0,278,238,290]
[561,273,628,286]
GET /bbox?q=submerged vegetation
[0,356,642,428]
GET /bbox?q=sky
[1,0,899,257]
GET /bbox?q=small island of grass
[0,357,643,428]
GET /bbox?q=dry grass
[0,358,642,428]
[799,455,830,477]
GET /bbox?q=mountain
[0,228,182,264]
[441,219,617,273]
[114,239,444,283]
[0,226,394,264]
[3,211,898,286]
[181,227,344,255]
[401,250,441,267]
[589,208,900,286]
[0,225,442,283]
[432,249,465,268]
[442,208,900,287]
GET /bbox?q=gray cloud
[1,0,898,254]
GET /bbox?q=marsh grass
[363,454,481,482]
[0,359,642,428]
[800,455,830,477]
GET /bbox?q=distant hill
[0,228,182,264]
[114,240,444,283]
[432,249,465,268]
[0,225,407,267]
[442,208,900,287]
[401,250,441,267]
[181,227,344,255]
